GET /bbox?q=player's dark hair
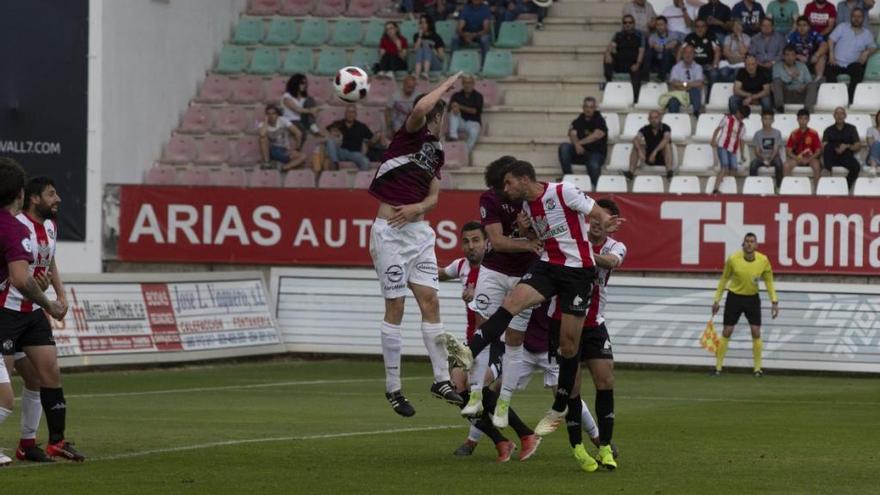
[797,108,810,118]
[285,73,308,98]
[461,221,486,237]
[484,155,517,190]
[265,103,282,115]
[597,198,619,216]
[744,232,757,241]
[655,15,667,24]
[414,94,447,124]
[783,45,796,54]
[762,16,774,26]
[25,176,55,209]
[0,157,27,208]
[506,160,536,181]
[796,15,809,24]
[736,104,751,119]
[762,109,775,118]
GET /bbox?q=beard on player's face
[36,201,58,219]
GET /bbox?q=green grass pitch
[2,358,878,494]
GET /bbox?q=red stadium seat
[213,105,250,134]
[213,167,248,187]
[250,169,283,188]
[179,165,212,186]
[317,170,349,188]
[279,0,314,16]
[308,76,333,105]
[346,0,378,17]
[248,0,280,15]
[145,165,178,185]
[439,173,455,190]
[265,75,289,103]
[230,75,265,104]
[196,74,232,103]
[317,106,346,130]
[196,136,231,164]
[365,77,397,106]
[284,169,317,187]
[444,141,468,169]
[163,135,198,164]
[474,79,500,106]
[337,161,359,170]
[353,170,374,189]
[229,136,262,166]
[313,0,345,17]
[302,136,323,157]
[242,106,262,135]
[178,104,214,134]
[360,107,385,135]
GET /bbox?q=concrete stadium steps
[532,29,616,47]
[483,107,589,138]
[543,17,619,32]
[494,78,603,107]
[515,47,604,76]
[549,0,629,19]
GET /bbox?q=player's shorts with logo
[490,349,558,390]
[0,308,56,358]
[520,261,595,317]
[580,323,614,361]
[723,292,762,326]
[370,218,439,299]
[467,266,532,331]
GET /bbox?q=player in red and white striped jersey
[710,104,750,194]
[440,161,623,462]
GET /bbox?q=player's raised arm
[405,72,462,133]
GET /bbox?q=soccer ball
[334,66,370,102]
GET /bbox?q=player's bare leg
[586,358,617,469]
[750,324,763,376]
[410,282,462,405]
[13,356,52,462]
[536,313,584,435]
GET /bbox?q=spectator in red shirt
[783,108,822,182]
[803,0,837,36]
[375,21,409,78]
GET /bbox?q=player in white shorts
[368,72,464,417]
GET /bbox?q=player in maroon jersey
[368,72,464,417]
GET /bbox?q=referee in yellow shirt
[711,233,779,376]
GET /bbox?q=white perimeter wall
[64,0,246,273]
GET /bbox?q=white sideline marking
[8,424,461,469]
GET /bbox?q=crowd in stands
[569,0,879,193]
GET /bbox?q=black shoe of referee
[386,390,416,417]
[430,381,463,406]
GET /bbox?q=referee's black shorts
[723,292,762,326]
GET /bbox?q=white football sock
[420,322,450,383]
[381,321,403,393]
[467,425,483,443]
[468,347,491,394]
[581,398,599,439]
[498,344,524,401]
[20,388,42,440]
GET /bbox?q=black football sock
[596,389,615,445]
[475,416,507,445]
[508,407,534,438]
[467,308,514,356]
[481,386,498,413]
[566,396,584,448]
[40,387,66,444]
[457,390,470,411]
[552,355,579,412]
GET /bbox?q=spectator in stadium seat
[448,74,484,152]
[665,44,705,116]
[772,46,819,112]
[826,8,877,101]
[452,0,493,62]
[325,105,383,171]
[766,0,800,34]
[493,1,549,32]
[625,109,674,181]
[711,104,750,194]
[749,18,786,70]
[427,0,458,21]
[259,104,307,171]
[413,15,446,80]
[386,75,418,136]
[648,16,683,80]
[281,74,321,145]
[623,0,658,33]
[698,0,733,39]
[683,18,721,97]
[604,15,647,100]
[788,15,828,79]
[557,96,608,187]
[836,0,874,25]
[730,55,772,113]
[822,106,862,188]
[868,111,880,176]
[783,108,822,182]
[375,22,409,78]
[719,19,751,81]
[804,0,837,36]
[750,110,784,188]
[662,0,702,35]
[732,0,765,36]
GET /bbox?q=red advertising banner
[115,186,880,274]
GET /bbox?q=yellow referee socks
[752,338,763,372]
[715,336,730,371]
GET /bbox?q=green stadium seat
[232,16,264,45]
[866,54,880,81]
[480,50,514,78]
[315,47,348,76]
[249,46,281,74]
[282,47,314,74]
[363,18,385,47]
[352,47,379,73]
[216,45,249,74]
[448,50,480,75]
[435,20,456,48]
[494,21,528,48]
[298,17,330,46]
[399,20,418,44]
[330,18,363,46]
[264,17,298,45]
